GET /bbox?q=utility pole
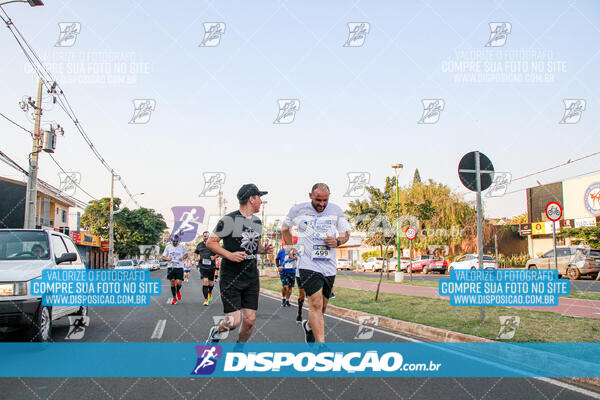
[108,171,116,267]
[23,78,43,229]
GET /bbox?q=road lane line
[259,292,600,399]
[151,319,166,339]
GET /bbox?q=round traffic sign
[458,151,495,192]
[545,201,563,222]
[405,227,417,240]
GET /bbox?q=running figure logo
[199,172,226,197]
[485,172,512,198]
[559,99,586,124]
[65,316,89,340]
[57,171,81,197]
[170,206,205,243]
[354,316,378,339]
[273,99,300,124]
[129,99,156,124]
[344,22,370,47]
[199,22,226,47]
[344,172,370,197]
[55,22,81,47]
[418,99,445,124]
[191,345,222,375]
[496,316,520,340]
[485,22,511,47]
[584,183,600,216]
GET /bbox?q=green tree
[413,168,422,185]
[559,226,600,248]
[81,198,167,259]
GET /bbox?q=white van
[0,229,88,341]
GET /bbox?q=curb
[259,287,600,389]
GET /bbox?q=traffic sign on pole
[458,151,495,324]
[405,227,417,240]
[545,202,563,271]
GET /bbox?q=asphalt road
[338,270,600,292]
[0,269,598,400]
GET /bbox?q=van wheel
[25,305,52,342]
[423,267,429,274]
[567,267,580,281]
[528,265,537,270]
[471,267,477,270]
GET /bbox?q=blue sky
[1,0,599,229]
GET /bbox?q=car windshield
[117,260,133,266]
[0,231,50,260]
[483,256,495,261]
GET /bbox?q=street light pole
[108,172,118,267]
[391,164,404,269]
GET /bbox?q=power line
[0,7,142,208]
[0,147,89,208]
[0,111,33,137]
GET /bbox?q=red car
[409,255,448,274]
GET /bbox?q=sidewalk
[334,278,600,319]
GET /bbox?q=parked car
[0,229,87,341]
[148,261,160,271]
[408,255,448,274]
[363,257,385,271]
[387,257,411,272]
[336,259,350,270]
[525,247,600,280]
[115,259,135,269]
[448,254,498,271]
[138,260,150,270]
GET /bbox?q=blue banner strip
[0,343,598,378]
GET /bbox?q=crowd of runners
[160,182,351,344]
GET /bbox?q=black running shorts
[200,268,216,281]
[298,269,335,298]
[166,268,184,281]
[220,278,260,314]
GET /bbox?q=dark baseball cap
[172,234,180,242]
[237,184,268,202]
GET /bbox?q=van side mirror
[56,253,77,264]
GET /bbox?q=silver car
[525,246,600,280]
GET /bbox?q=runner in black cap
[205,184,272,343]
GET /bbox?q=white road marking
[151,319,166,339]
[259,292,600,399]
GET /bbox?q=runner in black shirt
[205,184,272,343]
[194,231,217,306]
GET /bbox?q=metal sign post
[458,151,495,323]
[406,227,417,282]
[545,202,563,271]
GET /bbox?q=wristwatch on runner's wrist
[336,239,341,247]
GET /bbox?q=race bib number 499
[312,245,332,261]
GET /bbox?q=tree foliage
[81,197,167,258]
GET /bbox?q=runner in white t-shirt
[160,235,187,304]
[282,183,351,343]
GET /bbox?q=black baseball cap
[172,234,180,242]
[237,184,268,202]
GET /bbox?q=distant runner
[160,235,187,304]
[195,231,217,306]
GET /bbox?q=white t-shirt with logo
[284,202,351,277]
[162,244,187,269]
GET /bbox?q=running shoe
[177,291,182,300]
[171,298,177,305]
[208,293,213,303]
[329,292,336,299]
[206,326,220,344]
[285,299,291,307]
[203,299,209,306]
[296,313,302,323]
[281,298,286,307]
[302,320,315,343]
